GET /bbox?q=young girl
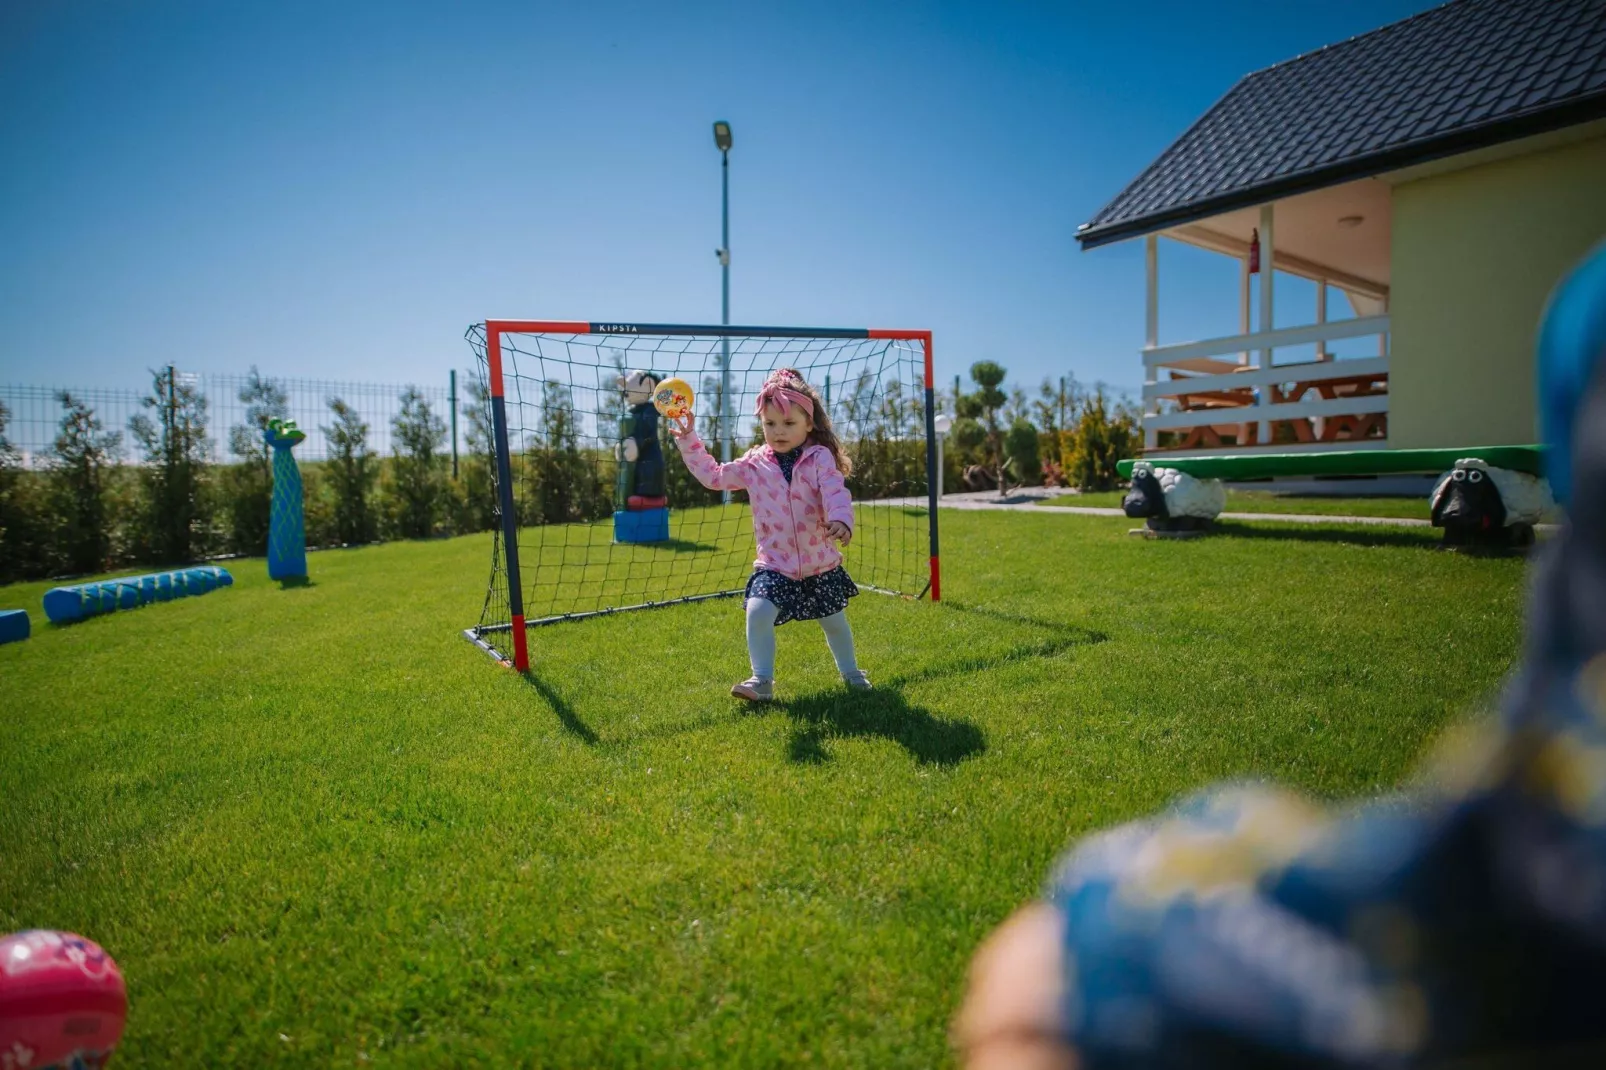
[668,367,870,701]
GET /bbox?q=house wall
[1388,132,1606,449]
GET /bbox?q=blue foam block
[0,609,29,645]
[613,507,669,544]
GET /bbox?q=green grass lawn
[0,512,1531,1066]
[1039,489,1435,518]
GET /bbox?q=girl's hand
[825,521,851,546]
[669,412,695,439]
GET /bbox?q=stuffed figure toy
[615,370,668,511]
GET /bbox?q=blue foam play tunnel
[43,566,233,625]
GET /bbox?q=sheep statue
[1121,460,1227,535]
[1430,457,1553,550]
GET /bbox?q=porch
[1139,179,1392,456]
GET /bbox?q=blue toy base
[0,609,29,645]
[614,507,669,544]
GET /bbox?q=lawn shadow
[781,687,985,766]
[520,670,600,745]
[568,601,1106,758]
[1208,520,1445,551]
[935,600,1110,647]
[277,575,315,589]
[654,538,722,553]
[776,602,1107,767]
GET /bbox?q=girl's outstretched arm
[671,414,749,492]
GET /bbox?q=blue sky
[0,0,1440,402]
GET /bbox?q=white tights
[745,597,859,681]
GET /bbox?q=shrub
[1003,416,1042,487]
[1062,388,1140,492]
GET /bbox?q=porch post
[1379,292,1389,357]
[1145,234,1158,449]
[1317,280,1330,361]
[1257,203,1275,444]
[1239,254,1251,366]
[1144,235,1158,348]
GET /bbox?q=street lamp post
[713,120,734,504]
[933,412,953,500]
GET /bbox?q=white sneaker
[731,677,775,702]
[843,670,873,691]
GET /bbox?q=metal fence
[1,369,471,468]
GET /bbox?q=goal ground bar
[460,583,929,667]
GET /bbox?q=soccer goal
[461,320,940,671]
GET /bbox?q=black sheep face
[1123,466,1168,519]
[1433,465,1506,534]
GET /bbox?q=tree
[1033,376,1078,443]
[1002,386,1030,427]
[969,361,1008,492]
[50,392,123,575]
[129,367,211,564]
[323,397,378,544]
[388,386,447,538]
[222,367,289,554]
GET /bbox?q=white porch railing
[1141,314,1390,454]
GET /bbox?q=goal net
[462,321,939,671]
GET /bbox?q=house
[1078,0,1606,458]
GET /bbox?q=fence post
[449,369,459,480]
[824,374,830,409]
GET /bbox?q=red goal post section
[481,319,940,673]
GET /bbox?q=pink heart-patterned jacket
[673,431,854,581]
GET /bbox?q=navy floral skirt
[745,566,859,625]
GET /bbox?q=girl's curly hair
[759,367,851,476]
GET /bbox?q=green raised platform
[1117,445,1546,481]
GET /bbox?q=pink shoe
[731,677,775,702]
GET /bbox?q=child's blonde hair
[754,367,852,477]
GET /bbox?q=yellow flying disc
[653,377,695,419]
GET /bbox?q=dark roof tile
[1079,0,1606,248]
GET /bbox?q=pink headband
[755,383,815,419]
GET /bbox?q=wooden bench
[1117,445,1544,481]
[1117,446,1548,548]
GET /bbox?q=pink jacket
[674,432,854,580]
